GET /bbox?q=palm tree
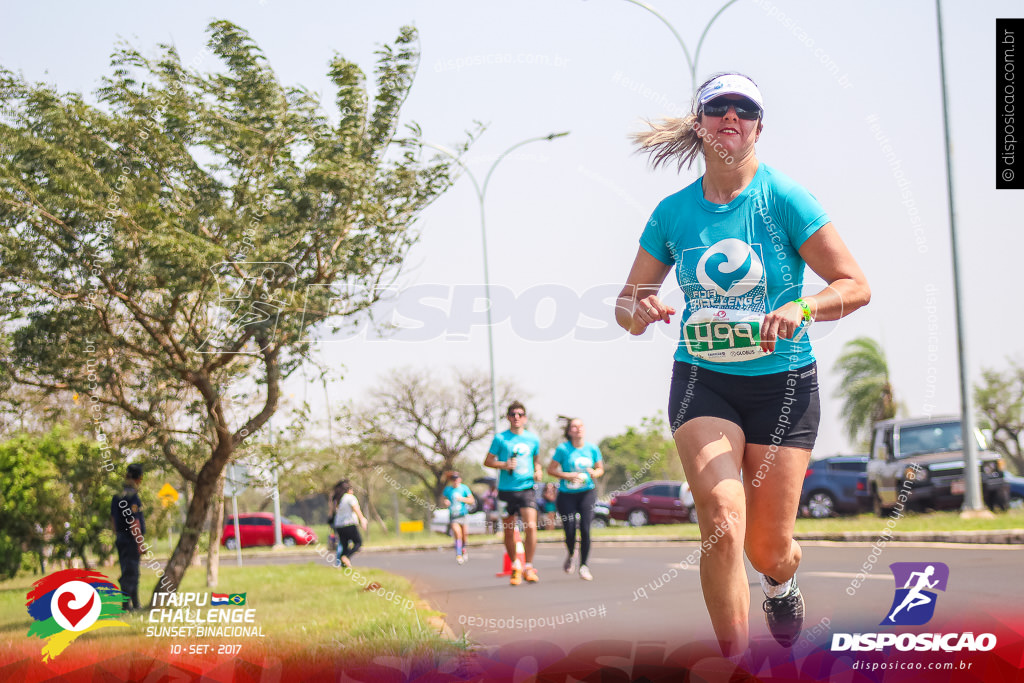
[832,337,898,447]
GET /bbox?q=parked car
[1004,473,1024,508]
[799,455,871,518]
[592,501,611,528]
[608,480,696,526]
[867,416,1010,515]
[221,512,317,549]
[429,509,494,535]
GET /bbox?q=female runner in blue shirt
[547,418,604,581]
[615,73,870,657]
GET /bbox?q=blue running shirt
[443,483,472,518]
[639,163,829,375]
[552,442,603,493]
[488,430,540,491]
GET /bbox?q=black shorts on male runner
[667,360,820,450]
[498,488,536,516]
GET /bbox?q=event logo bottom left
[25,568,130,661]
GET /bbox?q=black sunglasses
[508,411,526,418]
[701,97,761,120]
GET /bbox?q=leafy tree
[832,336,898,447]
[531,415,566,473]
[0,427,122,578]
[0,433,58,578]
[598,414,681,496]
[975,360,1024,475]
[0,21,464,595]
[49,429,122,569]
[357,368,518,504]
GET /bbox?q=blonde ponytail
[631,113,703,172]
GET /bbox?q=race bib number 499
[683,308,771,363]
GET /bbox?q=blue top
[552,442,603,493]
[639,163,829,375]
[488,430,540,491]
[443,483,473,518]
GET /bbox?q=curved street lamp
[421,131,570,436]
[618,0,740,95]
[602,0,740,173]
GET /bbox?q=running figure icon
[887,565,939,623]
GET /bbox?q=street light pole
[612,0,740,173]
[421,132,570,436]
[934,0,985,514]
[618,0,740,95]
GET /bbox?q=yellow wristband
[794,298,814,323]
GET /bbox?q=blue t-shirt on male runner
[443,483,472,518]
[639,163,829,376]
[551,442,603,493]
[488,430,540,491]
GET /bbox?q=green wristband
[794,298,814,323]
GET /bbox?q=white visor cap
[696,74,764,114]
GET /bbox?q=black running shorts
[667,360,820,449]
[498,488,536,516]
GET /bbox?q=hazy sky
[3,0,1021,459]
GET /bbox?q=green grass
[582,507,1024,540]
[1,561,468,663]
[794,507,1024,534]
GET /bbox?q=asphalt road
[267,540,1024,653]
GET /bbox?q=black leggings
[557,489,596,565]
[335,524,362,560]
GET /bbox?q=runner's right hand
[630,295,675,335]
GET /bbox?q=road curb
[353,528,1024,552]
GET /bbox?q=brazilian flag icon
[228,593,246,606]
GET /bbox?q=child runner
[442,471,475,564]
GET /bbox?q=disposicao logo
[883,562,949,626]
[831,561,997,653]
[26,569,129,661]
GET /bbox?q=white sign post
[224,463,250,567]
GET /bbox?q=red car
[221,512,318,549]
[609,480,697,526]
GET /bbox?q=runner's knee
[745,534,796,574]
[696,499,745,550]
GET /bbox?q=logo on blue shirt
[695,238,764,297]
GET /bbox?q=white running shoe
[579,565,593,581]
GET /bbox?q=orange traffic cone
[496,527,527,577]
